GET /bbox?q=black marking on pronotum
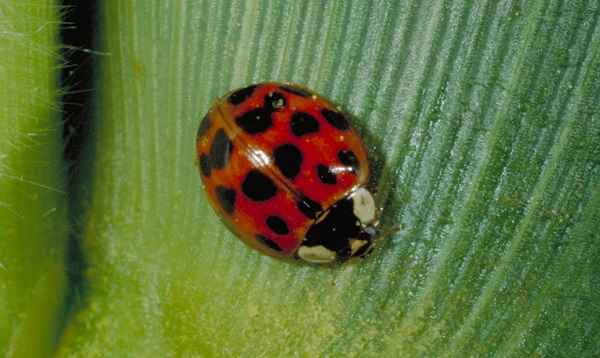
[337,149,360,173]
[297,194,323,219]
[242,170,277,201]
[209,128,233,170]
[215,186,236,214]
[279,85,312,98]
[317,164,337,185]
[228,85,256,105]
[290,112,320,137]
[199,153,211,178]
[273,144,303,180]
[266,215,290,235]
[321,108,350,131]
[303,196,361,252]
[256,234,283,252]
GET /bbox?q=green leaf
[0,1,67,356]
[57,0,599,356]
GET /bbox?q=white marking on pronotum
[350,188,376,224]
[297,245,336,263]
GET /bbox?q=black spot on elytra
[317,164,337,185]
[291,112,320,137]
[235,108,274,134]
[256,234,283,252]
[242,170,277,201]
[215,186,236,214]
[209,128,233,170]
[273,144,303,180]
[264,92,287,110]
[197,114,211,138]
[338,149,360,173]
[199,153,211,178]
[266,216,290,235]
[321,108,349,131]
[297,194,323,219]
[234,92,287,135]
[228,85,256,105]
[279,85,311,98]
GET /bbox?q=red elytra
[196,83,379,263]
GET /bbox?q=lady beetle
[196,83,379,263]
